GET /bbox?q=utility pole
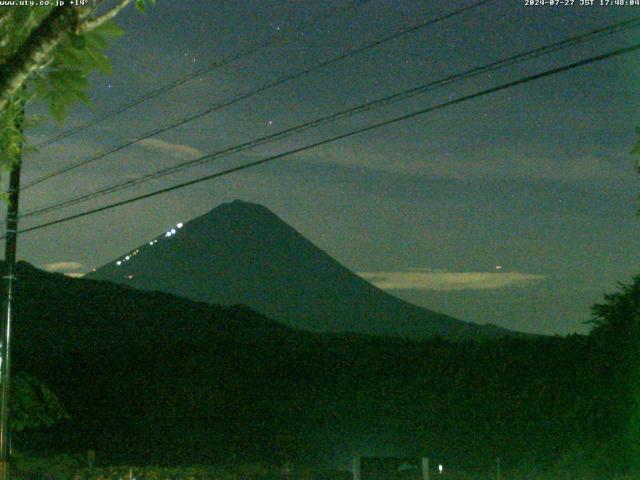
[0,104,24,480]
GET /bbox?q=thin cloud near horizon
[42,261,84,272]
[42,261,86,278]
[358,270,546,291]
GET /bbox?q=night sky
[14,0,640,335]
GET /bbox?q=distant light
[149,242,154,246]
[125,255,130,260]
[495,265,503,270]
[165,232,172,237]
[438,465,443,474]
[116,261,122,266]
[127,275,133,279]
[177,223,183,228]
[171,228,176,234]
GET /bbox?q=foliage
[73,464,277,480]
[30,21,125,123]
[0,8,54,61]
[11,460,640,480]
[0,1,155,169]
[0,12,122,168]
[6,264,594,472]
[587,275,640,470]
[0,88,28,169]
[13,454,84,480]
[589,275,640,346]
[7,261,640,476]
[11,371,68,432]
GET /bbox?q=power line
[23,0,492,190]
[31,0,371,150]
[22,17,639,217]
[14,41,640,237]
[21,16,640,219]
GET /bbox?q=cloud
[357,270,546,291]
[137,138,202,158]
[312,141,629,183]
[42,261,84,272]
[64,272,85,278]
[42,262,85,278]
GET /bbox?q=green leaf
[10,372,68,432]
[136,0,146,13]
[91,21,125,38]
[0,11,130,158]
[70,33,86,50]
[84,30,108,50]
[85,46,113,74]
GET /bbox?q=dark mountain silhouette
[4,262,602,472]
[87,200,514,340]
[8,261,310,464]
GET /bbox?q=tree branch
[0,7,80,113]
[77,0,134,33]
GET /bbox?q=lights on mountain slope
[164,222,183,238]
[115,221,183,266]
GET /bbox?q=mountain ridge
[86,200,517,340]
[3,260,585,469]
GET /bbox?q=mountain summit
[87,200,514,339]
